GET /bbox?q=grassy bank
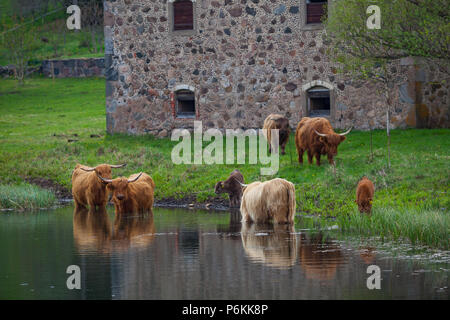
[0,77,449,246]
[0,183,57,210]
[337,207,449,248]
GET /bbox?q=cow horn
[313,129,328,137]
[338,127,352,136]
[128,172,143,183]
[110,163,127,168]
[96,172,113,184]
[80,167,95,172]
[238,181,248,188]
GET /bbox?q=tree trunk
[385,83,391,169]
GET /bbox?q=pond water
[0,205,448,300]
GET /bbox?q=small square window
[173,0,194,31]
[306,0,327,24]
[176,90,196,118]
[308,87,330,117]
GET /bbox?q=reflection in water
[0,206,448,300]
[73,207,155,254]
[359,246,377,265]
[112,213,156,252]
[299,233,346,281]
[217,209,241,238]
[73,207,112,254]
[241,223,297,269]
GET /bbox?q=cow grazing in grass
[240,178,296,224]
[71,163,126,212]
[263,114,290,155]
[295,117,351,166]
[97,172,155,215]
[355,177,375,214]
[214,169,244,208]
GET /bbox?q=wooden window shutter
[173,1,194,31]
[306,2,327,24]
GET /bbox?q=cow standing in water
[71,163,126,212]
[97,172,155,215]
[240,178,296,224]
[295,117,351,166]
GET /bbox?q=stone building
[103,0,449,136]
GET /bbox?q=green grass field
[0,77,449,246]
[0,0,103,66]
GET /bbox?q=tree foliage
[324,0,449,77]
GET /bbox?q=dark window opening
[173,0,194,31]
[308,87,330,117]
[176,89,195,118]
[306,0,327,24]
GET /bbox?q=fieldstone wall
[41,58,105,78]
[414,60,449,128]
[104,0,449,136]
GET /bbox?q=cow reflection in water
[73,207,155,254]
[359,246,376,265]
[73,207,112,254]
[241,223,297,269]
[112,213,156,251]
[298,233,346,281]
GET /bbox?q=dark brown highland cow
[263,114,290,155]
[355,177,375,214]
[215,169,244,208]
[295,117,351,166]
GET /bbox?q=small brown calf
[214,169,244,208]
[355,177,375,214]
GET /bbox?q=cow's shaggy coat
[101,172,155,215]
[72,163,125,212]
[295,117,350,166]
[240,178,296,224]
[263,114,290,155]
[355,177,375,214]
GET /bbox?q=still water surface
[0,205,448,299]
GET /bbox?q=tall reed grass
[337,207,450,249]
[0,184,57,210]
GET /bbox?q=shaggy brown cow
[355,177,375,214]
[263,114,290,155]
[71,163,126,212]
[240,178,296,224]
[214,169,244,208]
[97,172,155,215]
[295,117,351,166]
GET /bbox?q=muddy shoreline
[27,177,232,211]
